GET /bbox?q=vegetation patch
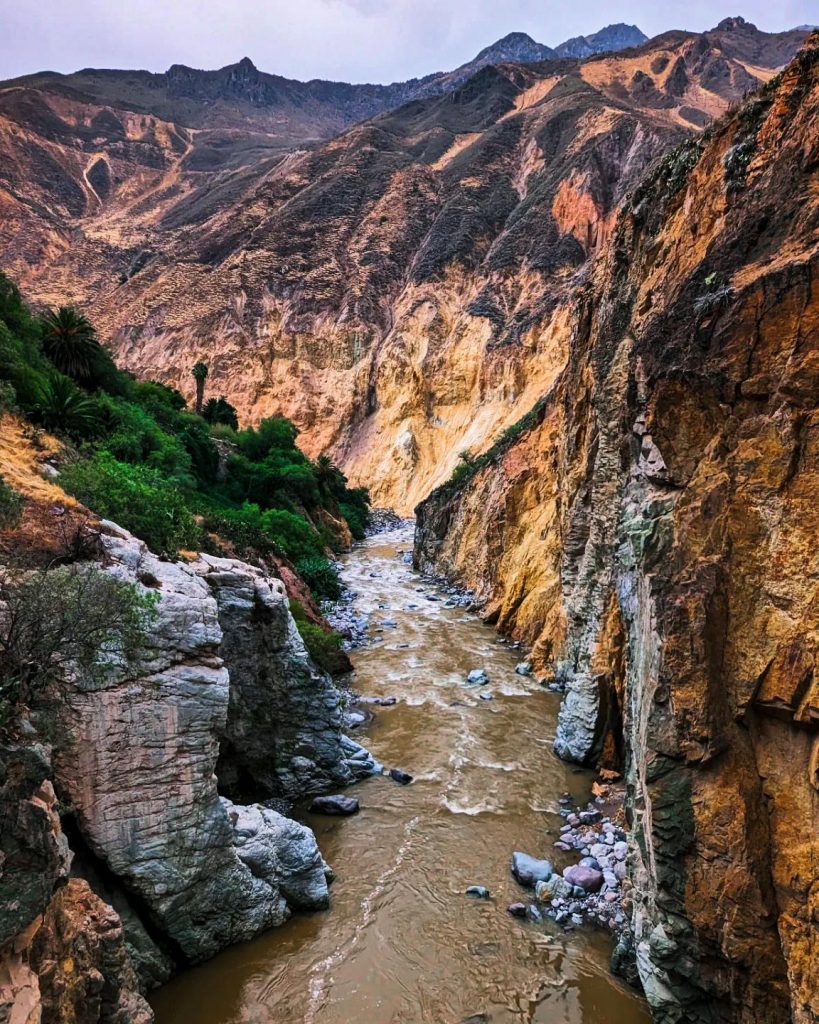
[434,396,548,501]
[0,565,157,728]
[0,475,23,529]
[289,599,348,675]
[0,271,369,607]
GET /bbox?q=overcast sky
[1,0,816,83]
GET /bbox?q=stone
[507,902,528,918]
[613,841,628,861]
[222,798,330,908]
[579,856,601,870]
[478,692,493,701]
[389,768,413,785]
[309,795,359,816]
[563,865,604,893]
[466,669,489,685]
[466,886,490,899]
[511,852,554,888]
[194,552,357,800]
[514,662,532,676]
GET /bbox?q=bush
[199,502,276,557]
[0,476,22,529]
[0,380,16,414]
[0,564,157,723]
[260,508,324,562]
[289,600,347,675]
[61,452,200,557]
[294,555,341,602]
[35,375,101,437]
[339,500,367,540]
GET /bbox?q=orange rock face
[417,40,819,1024]
[0,24,808,512]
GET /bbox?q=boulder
[563,864,604,893]
[309,794,360,816]
[511,852,554,888]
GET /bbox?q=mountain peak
[715,16,756,31]
[554,23,648,59]
[472,32,554,66]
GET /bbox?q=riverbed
[150,524,649,1024]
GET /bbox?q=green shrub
[199,501,276,557]
[294,555,341,602]
[339,500,367,540]
[0,380,16,414]
[289,600,348,675]
[203,396,239,430]
[61,452,200,557]
[0,564,157,723]
[260,508,324,562]
[36,376,101,437]
[0,476,22,529]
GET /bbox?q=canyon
[0,13,817,1024]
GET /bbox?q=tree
[36,375,99,436]
[0,565,157,721]
[191,361,209,415]
[202,395,238,430]
[41,307,101,382]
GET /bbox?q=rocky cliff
[0,23,809,513]
[416,39,819,1024]
[0,440,375,1020]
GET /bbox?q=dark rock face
[0,745,70,946]
[198,554,354,800]
[0,747,150,1023]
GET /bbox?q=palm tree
[37,376,99,435]
[191,361,208,415]
[41,307,101,382]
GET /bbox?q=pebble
[507,903,528,919]
[389,768,413,785]
[466,886,490,900]
[478,692,493,701]
[514,662,532,676]
[466,669,489,686]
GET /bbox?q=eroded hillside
[0,19,809,510]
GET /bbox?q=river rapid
[151,524,650,1024]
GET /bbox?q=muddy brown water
[151,525,650,1024]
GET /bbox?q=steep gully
[150,525,650,1024]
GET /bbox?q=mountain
[416,37,819,1023]
[0,19,808,510]
[0,23,639,155]
[554,22,648,58]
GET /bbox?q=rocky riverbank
[0,517,381,1022]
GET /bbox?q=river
[150,524,650,1024]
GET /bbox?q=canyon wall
[416,41,819,1024]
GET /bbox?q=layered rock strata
[416,41,819,1024]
